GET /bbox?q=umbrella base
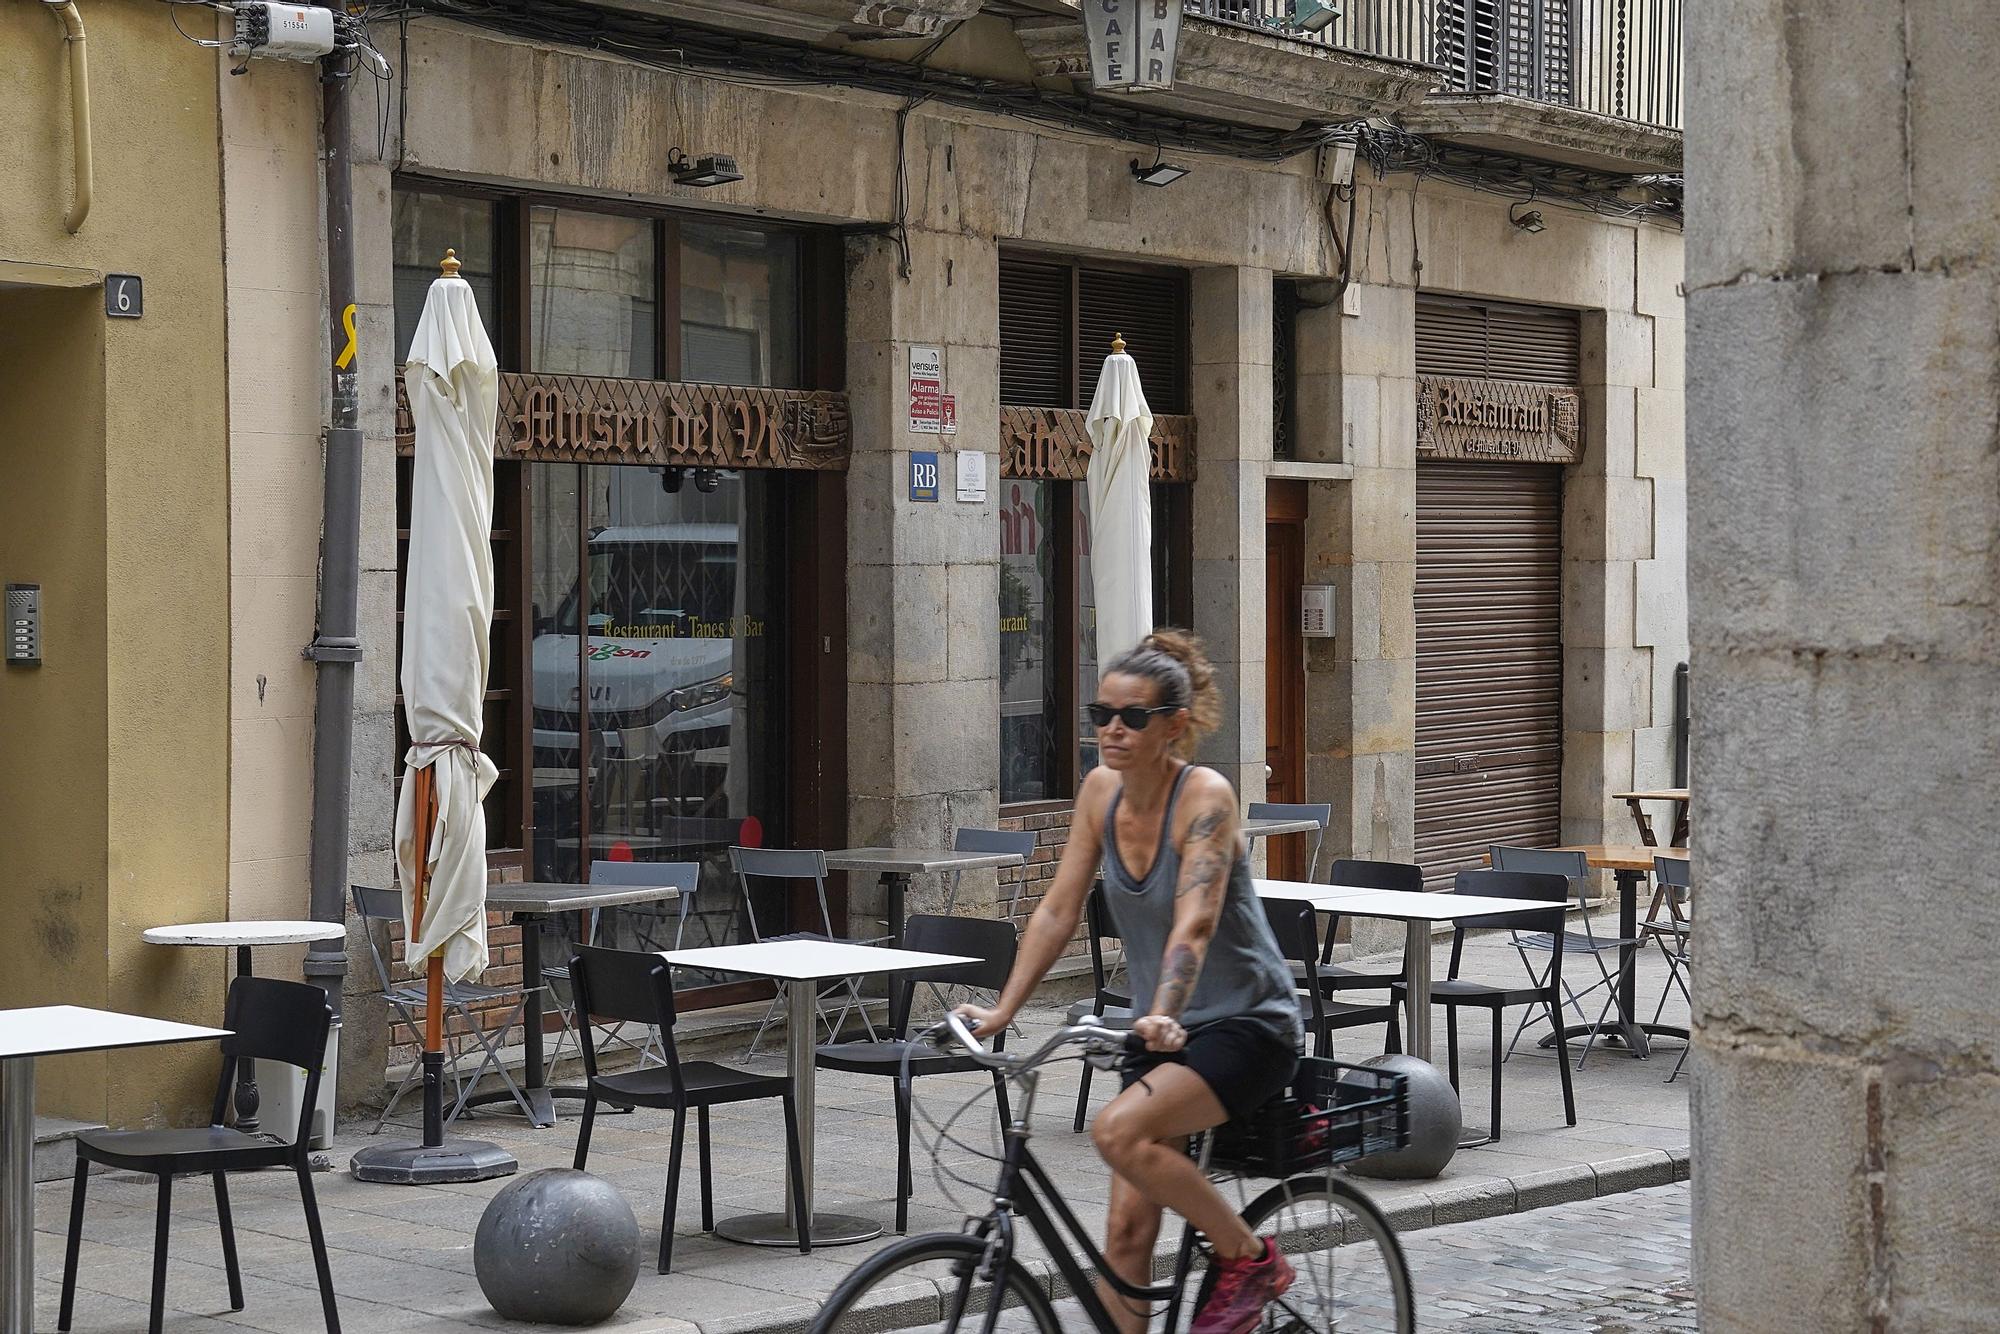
[349,1139,519,1185]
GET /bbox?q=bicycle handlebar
[933,1010,1149,1075]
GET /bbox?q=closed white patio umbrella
[1085,333,1156,667]
[352,250,514,1184]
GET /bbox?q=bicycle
[810,1012,1416,1333]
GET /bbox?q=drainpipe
[303,48,362,1019]
[44,1,91,233]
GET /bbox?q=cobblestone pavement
[1407,1182,1693,1331]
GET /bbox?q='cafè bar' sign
[394,371,852,471]
[1082,0,1183,93]
[1415,374,1583,464]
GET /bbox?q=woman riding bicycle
[959,629,1304,1334]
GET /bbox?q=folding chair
[1643,854,1693,1082]
[731,846,881,1057]
[941,827,1038,919]
[1246,801,1332,881]
[351,885,543,1128]
[543,861,701,1075]
[1488,846,1643,1069]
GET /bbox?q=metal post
[1673,660,1691,787]
[1,1057,35,1334]
[1402,919,1432,1062]
[304,44,362,1022]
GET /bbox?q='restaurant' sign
[1415,375,1583,464]
[1082,0,1183,93]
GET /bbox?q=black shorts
[1119,1017,1301,1124]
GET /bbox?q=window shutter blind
[999,258,1072,407]
[1417,297,1581,385]
[1079,267,1188,413]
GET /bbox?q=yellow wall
[0,0,232,1125]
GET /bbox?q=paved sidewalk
[31,929,1692,1333]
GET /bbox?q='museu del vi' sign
[1083,0,1183,93]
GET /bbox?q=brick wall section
[999,804,1090,961]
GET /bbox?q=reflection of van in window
[531,524,741,772]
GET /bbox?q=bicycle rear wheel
[811,1232,1061,1334]
[1198,1174,1414,1333]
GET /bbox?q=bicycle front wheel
[811,1232,1061,1334]
[1201,1173,1415,1334]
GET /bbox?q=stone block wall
[1689,3,2000,1323]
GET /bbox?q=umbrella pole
[349,764,515,1184]
[408,764,449,1149]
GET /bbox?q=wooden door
[1264,481,1308,880]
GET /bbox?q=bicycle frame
[958,1056,1212,1334]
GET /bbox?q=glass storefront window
[680,221,800,386]
[529,206,657,378]
[529,463,782,959]
[393,191,498,360]
[1000,480,1059,803]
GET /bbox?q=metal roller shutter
[1413,462,1564,892]
[1416,297,1581,385]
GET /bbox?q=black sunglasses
[1087,702,1178,730]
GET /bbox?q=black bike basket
[1205,1059,1409,1177]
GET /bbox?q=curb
[654,1144,1693,1334]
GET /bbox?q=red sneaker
[1191,1237,1295,1334]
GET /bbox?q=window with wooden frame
[997,254,1193,806]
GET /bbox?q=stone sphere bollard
[474,1169,640,1325]
[1343,1054,1463,1180]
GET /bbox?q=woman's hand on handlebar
[952,1002,1010,1041]
[1132,1014,1187,1053]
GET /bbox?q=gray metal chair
[1489,845,1643,1068]
[1643,855,1692,1082]
[1247,801,1333,881]
[350,885,543,1129]
[730,846,881,1057]
[942,827,1038,919]
[541,861,702,1074]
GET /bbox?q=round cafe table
[142,920,345,1135]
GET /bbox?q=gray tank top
[1101,766,1304,1049]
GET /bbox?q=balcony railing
[1180,0,1682,131]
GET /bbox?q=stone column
[1303,281,1418,870]
[1188,266,1273,807]
[1689,5,2000,1329]
[1561,309,1655,848]
[844,231,1003,926]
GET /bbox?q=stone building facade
[1,0,1688,1116]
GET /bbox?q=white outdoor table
[823,848,1026,946]
[465,882,684,1126]
[1252,880,1537,1063]
[662,939,973,1248]
[142,920,344,1135]
[0,1006,229,1334]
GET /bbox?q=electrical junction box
[1301,585,1336,638]
[232,3,338,63]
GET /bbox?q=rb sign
[910,451,940,503]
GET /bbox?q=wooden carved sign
[998,406,1198,483]
[395,371,852,470]
[1415,375,1582,464]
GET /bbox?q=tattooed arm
[1135,770,1241,1052]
